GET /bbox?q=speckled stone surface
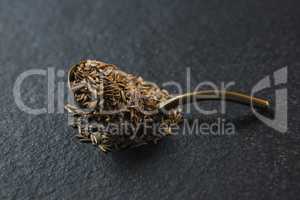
[0,0,299,199]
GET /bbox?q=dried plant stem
[159,90,270,110]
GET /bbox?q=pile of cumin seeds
[65,60,182,152]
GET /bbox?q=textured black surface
[0,0,300,199]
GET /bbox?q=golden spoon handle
[159,90,270,110]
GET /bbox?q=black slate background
[0,0,299,199]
